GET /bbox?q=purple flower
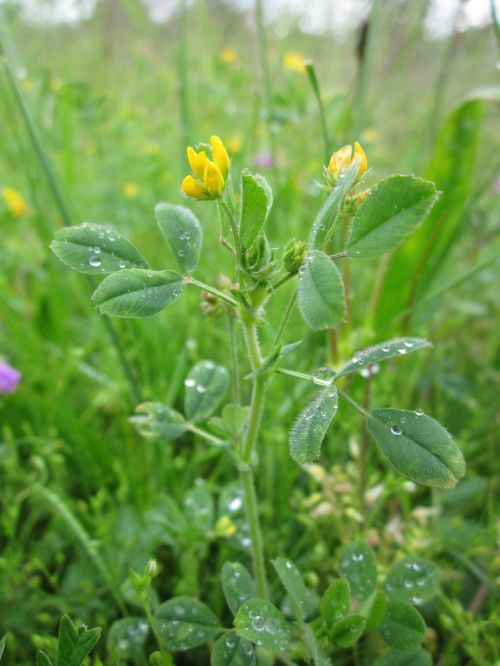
[253,151,274,169]
[0,361,21,394]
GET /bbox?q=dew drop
[184,378,196,388]
[415,408,424,416]
[391,424,403,436]
[119,260,127,269]
[88,255,102,267]
[229,497,242,512]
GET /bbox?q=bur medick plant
[50,136,466,665]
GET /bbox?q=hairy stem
[240,319,269,598]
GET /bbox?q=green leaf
[330,615,366,648]
[221,562,256,615]
[366,591,388,629]
[107,618,149,659]
[367,409,466,488]
[320,578,350,627]
[184,486,214,531]
[239,171,273,249]
[50,223,149,274]
[347,176,438,259]
[383,558,439,604]
[92,269,184,317]
[309,162,360,249]
[289,384,338,464]
[155,597,220,651]
[56,616,101,666]
[298,251,345,331]
[211,630,255,666]
[234,599,292,652]
[0,636,5,661]
[37,652,54,666]
[378,601,425,649]
[184,360,229,423]
[129,402,187,440]
[155,202,202,273]
[338,542,377,601]
[273,558,308,621]
[374,648,432,666]
[210,405,250,441]
[336,338,432,377]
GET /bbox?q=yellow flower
[182,135,230,201]
[327,141,368,184]
[214,515,237,538]
[283,51,307,73]
[219,47,238,65]
[227,135,242,155]
[2,187,29,218]
[123,182,139,199]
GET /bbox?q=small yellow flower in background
[51,77,63,93]
[227,135,243,155]
[2,187,29,218]
[143,141,161,156]
[182,135,230,201]
[215,515,237,538]
[283,51,307,73]
[362,127,378,143]
[327,141,368,185]
[219,47,238,65]
[123,182,139,199]
[21,78,34,93]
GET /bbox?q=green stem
[187,277,238,307]
[305,62,331,165]
[338,387,368,417]
[219,199,241,263]
[187,423,228,447]
[240,319,268,598]
[255,0,277,159]
[275,367,334,386]
[228,315,241,404]
[177,0,190,150]
[273,290,297,348]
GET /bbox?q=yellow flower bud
[2,187,29,218]
[210,135,230,179]
[353,141,368,176]
[283,51,307,73]
[327,141,368,186]
[327,145,353,180]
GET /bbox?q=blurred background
[0,0,499,663]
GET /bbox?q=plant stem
[305,63,331,165]
[187,423,228,447]
[228,315,241,404]
[273,290,297,348]
[240,319,268,598]
[255,0,277,159]
[275,366,334,386]
[337,387,368,417]
[177,0,190,150]
[219,199,241,264]
[186,277,238,307]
